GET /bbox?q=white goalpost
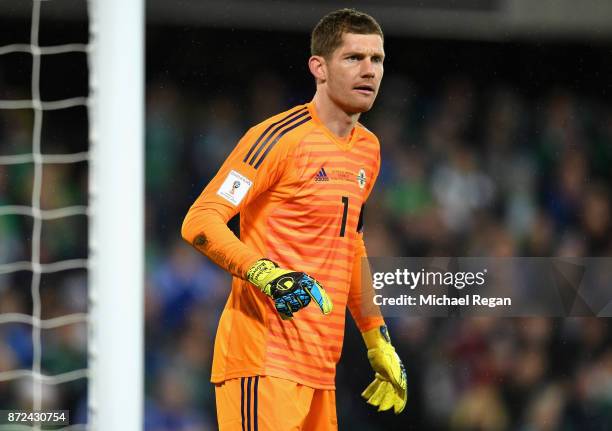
[88,0,144,430]
[0,0,144,430]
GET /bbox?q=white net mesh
[0,1,90,429]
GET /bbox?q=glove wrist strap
[246,258,277,286]
[362,325,391,349]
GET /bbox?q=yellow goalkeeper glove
[246,259,333,319]
[361,325,407,414]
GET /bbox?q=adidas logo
[315,166,329,182]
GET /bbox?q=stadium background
[1,1,612,429]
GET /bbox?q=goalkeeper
[182,8,406,430]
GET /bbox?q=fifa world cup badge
[230,180,241,195]
[216,170,252,205]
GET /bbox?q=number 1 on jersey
[340,196,349,237]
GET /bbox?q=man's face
[324,32,385,114]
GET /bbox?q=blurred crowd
[1,26,612,430]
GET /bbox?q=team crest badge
[357,169,367,189]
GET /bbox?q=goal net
[0,0,143,429]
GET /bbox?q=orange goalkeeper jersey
[182,102,384,389]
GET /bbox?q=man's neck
[311,92,360,138]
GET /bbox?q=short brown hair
[311,8,383,58]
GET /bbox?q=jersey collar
[306,102,357,151]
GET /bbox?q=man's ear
[308,55,326,83]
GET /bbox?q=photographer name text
[374,294,511,308]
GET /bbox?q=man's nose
[361,59,375,78]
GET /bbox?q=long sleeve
[347,233,385,332]
[181,116,298,279]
